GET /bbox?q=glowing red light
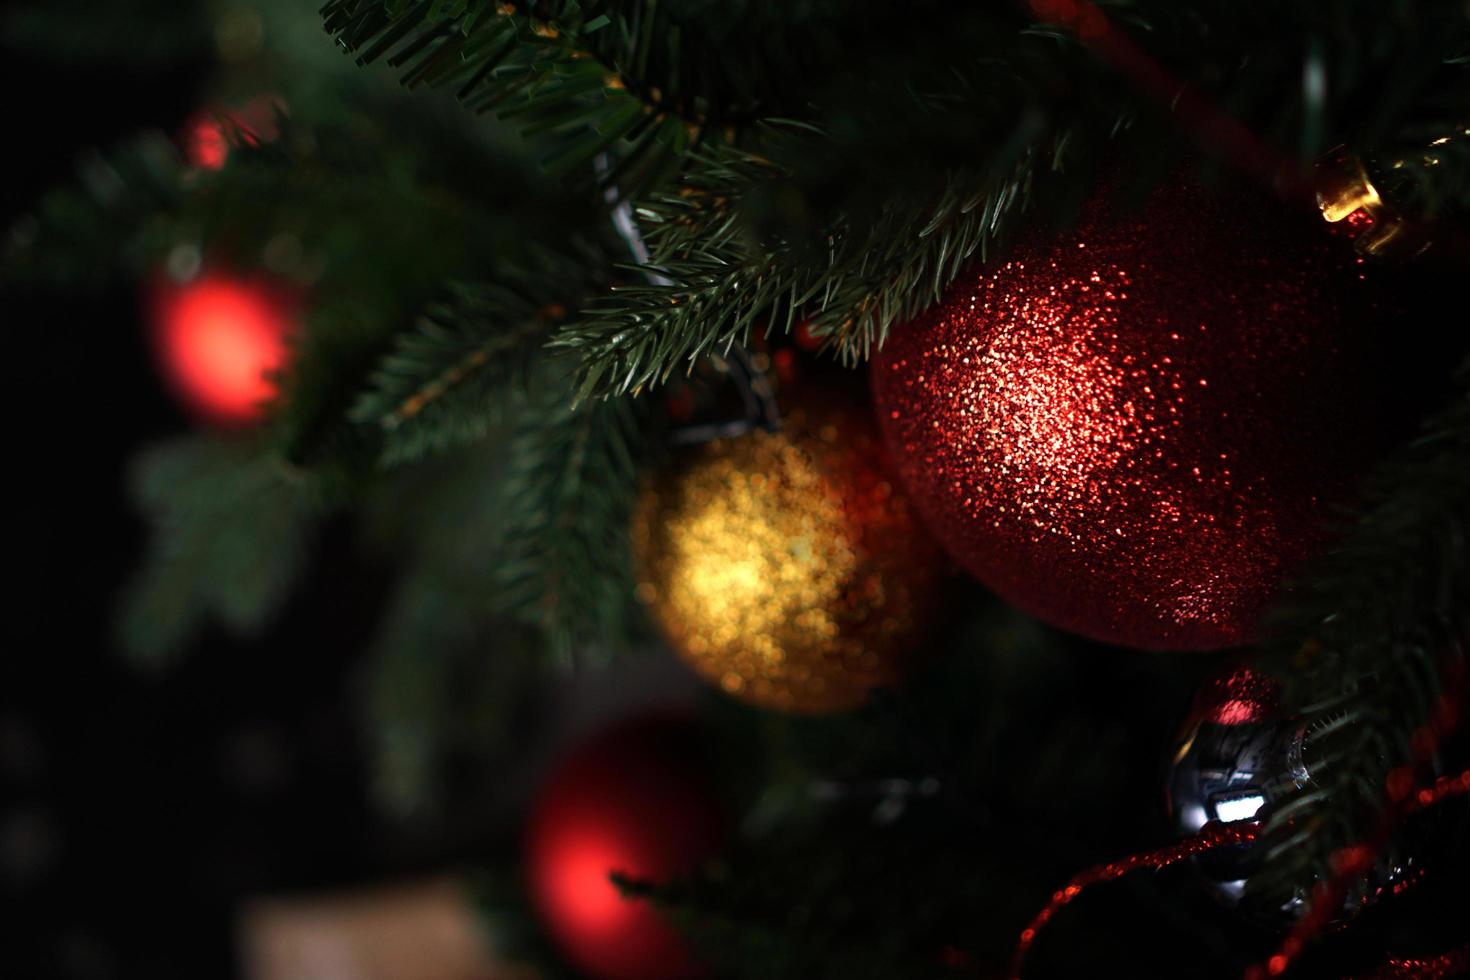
[1211,699,1257,725]
[185,116,230,171]
[772,347,798,384]
[530,824,673,971]
[150,275,298,426]
[525,716,723,980]
[540,831,632,938]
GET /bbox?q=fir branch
[552,128,1072,398]
[350,294,548,468]
[1253,368,1470,910]
[361,575,466,817]
[491,375,647,661]
[362,572,544,817]
[177,107,604,477]
[543,0,1470,401]
[321,0,709,196]
[355,444,561,816]
[348,245,608,466]
[548,10,1141,398]
[797,136,1063,362]
[271,296,402,487]
[117,436,317,665]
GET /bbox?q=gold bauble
[632,391,946,713]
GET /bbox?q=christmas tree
[6,1,1470,977]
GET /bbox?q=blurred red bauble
[526,715,725,980]
[872,181,1382,650]
[149,273,299,426]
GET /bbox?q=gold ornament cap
[1316,151,1433,260]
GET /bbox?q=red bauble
[872,182,1381,650]
[149,273,299,426]
[526,715,725,980]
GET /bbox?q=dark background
[2,51,389,980]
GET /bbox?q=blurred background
[2,40,370,980]
[2,4,507,975]
[5,3,1469,979]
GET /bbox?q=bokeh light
[150,274,297,426]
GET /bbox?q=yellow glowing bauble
[632,390,946,714]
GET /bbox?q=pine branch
[795,139,1064,363]
[543,0,1470,401]
[182,108,605,476]
[491,374,648,661]
[348,246,607,467]
[354,443,560,816]
[321,0,712,197]
[362,571,544,817]
[543,6,1154,399]
[349,287,549,466]
[551,123,1080,399]
[117,436,317,665]
[1253,367,1470,910]
[362,575,466,816]
[6,91,580,290]
[549,145,795,398]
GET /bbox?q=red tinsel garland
[1346,947,1470,980]
[1009,767,1470,980]
[1008,822,1259,980]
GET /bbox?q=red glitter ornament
[149,273,299,427]
[872,182,1381,650]
[1199,666,1280,727]
[525,715,725,980]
